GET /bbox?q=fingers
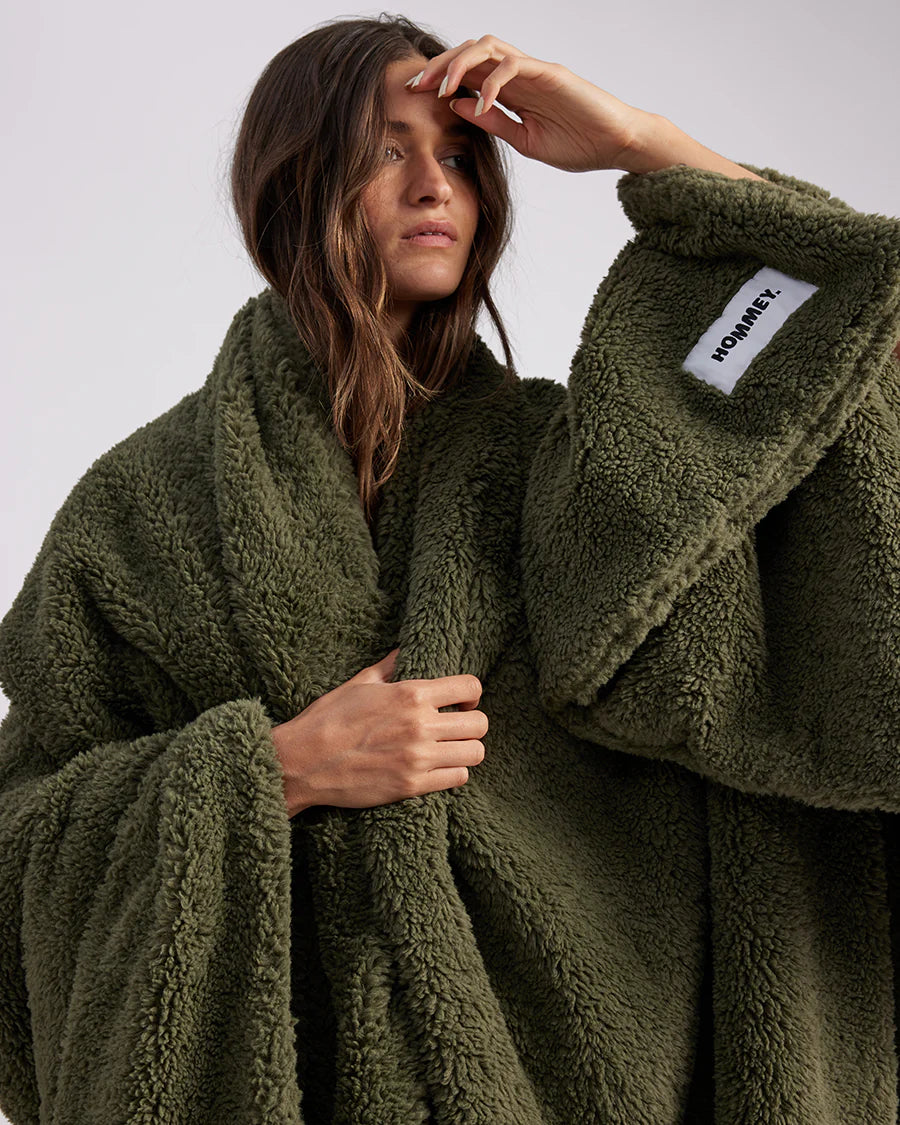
[407,34,561,155]
[448,96,524,149]
[471,53,522,117]
[349,646,401,683]
[428,738,485,771]
[408,35,528,100]
[407,34,531,110]
[436,707,489,743]
[391,673,483,714]
[405,38,479,92]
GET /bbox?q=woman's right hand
[270,647,488,817]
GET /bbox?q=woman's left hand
[405,36,656,174]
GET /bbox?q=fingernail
[474,95,485,117]
[405,70,424,88]
[438,74,449,98]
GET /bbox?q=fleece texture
[1,161,900,1125]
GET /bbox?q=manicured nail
[474,95,485,117]
[405,70,424,88]
[438,74,449,98]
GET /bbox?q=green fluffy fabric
[1,162,900,1124]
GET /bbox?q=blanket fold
[0,695,300,1123]
[1,160,899,1125]
[522,161,900,810]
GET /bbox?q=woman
[1,13,900,1125]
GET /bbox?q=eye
[442,152,473,174]
[384,143,403,163]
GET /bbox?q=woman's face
[360,55,481,337]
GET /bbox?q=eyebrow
[387,119,473,138]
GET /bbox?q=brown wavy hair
[229,13,517,526]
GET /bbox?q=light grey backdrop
[0,0,898,1105]
[5,4,900,686]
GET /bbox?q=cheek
[462,192,482,245]
[359,180,390,241]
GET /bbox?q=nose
[404,153,453,206]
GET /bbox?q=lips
[402,220,458,241]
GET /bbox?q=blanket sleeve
[520,161,900,813]
[0,468,302,1123]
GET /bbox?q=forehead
[380,55,476,140]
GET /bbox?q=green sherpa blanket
[1,161,900,1125]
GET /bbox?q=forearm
[623,113,768,181]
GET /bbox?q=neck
[385,300,417,347]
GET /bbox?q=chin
[417,290,461,303]
[399,280,465,304]
[393,266,467,301]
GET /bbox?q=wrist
[270,722,314,817]
[621,114,768,182]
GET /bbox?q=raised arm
[519,163,900,811]
[404,32,767,181]
[407,37,900,811]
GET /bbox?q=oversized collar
[195,286,535,723]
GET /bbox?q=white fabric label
[682,266,819,394]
